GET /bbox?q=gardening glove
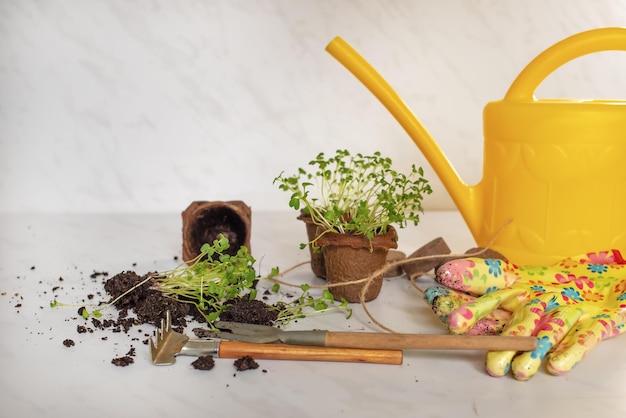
[424,249,626,380]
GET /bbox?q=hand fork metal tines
[148,311,403,365]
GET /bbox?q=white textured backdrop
[1,0,625,213]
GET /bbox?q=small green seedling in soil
[50,278,146,319]
[51,235,258,323]
[149,234,259,323]
[269,282,352,326]
[51,235,351,328]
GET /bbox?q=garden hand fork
[149,311,403,365]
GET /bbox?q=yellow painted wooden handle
[325,332,537,351]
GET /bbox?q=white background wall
[1,0,625,214]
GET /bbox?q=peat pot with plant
[274,149,432,302]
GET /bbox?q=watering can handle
[505,27,626,101]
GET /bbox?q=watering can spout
[325,36,481,239]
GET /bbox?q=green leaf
[314,301,328,311]
[289,196,301,210]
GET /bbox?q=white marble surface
[1,1,626,214]
[1,211,625,418]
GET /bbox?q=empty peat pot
[182,200,252,263]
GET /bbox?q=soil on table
[191,355,216,370]
[102,270,277,327]
[72,270,278,368]
[234,355,259,371]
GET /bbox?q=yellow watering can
[326,27,626,265]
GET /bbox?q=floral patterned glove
[424,250,626,380]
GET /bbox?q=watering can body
[480,99,626,264]
[327,27,626,265]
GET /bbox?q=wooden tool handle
[218,341,402,365]
[324,332,537,351]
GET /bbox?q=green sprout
[271,283,352,325]
[50,273,150,319]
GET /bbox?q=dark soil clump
[103,271,276,327]
[111,347,137,367]
[191,355,216,370]
[111,356,134,367]
[219,298,278,325]
[103,271,193,326]
[63,339,75,347]
[234,355,259,371]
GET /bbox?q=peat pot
[181,200,251,263]
[316,228,398,302]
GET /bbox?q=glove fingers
[436,257,520,296]
[485,294,565,378]
[424,286,476,325]
[448,288,527,334]
[424,286,512,335]
[546,315,619,376]
[468,308,511,336]
[511,306,583,381]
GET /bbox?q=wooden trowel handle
[218,341,402,365]
[324,332,537,352]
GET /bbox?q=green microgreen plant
[152,234,258,323]
[274,149,432,246]
[51,234,352,327]
[270,283,352,325]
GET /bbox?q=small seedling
[269,283,352,325]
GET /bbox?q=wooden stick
[324,332,537,351]
[218,341,403,365]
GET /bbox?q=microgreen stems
[270,283,352,326]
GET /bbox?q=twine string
[269,218,512,333]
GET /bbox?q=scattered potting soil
[234,355,259,371]
[48,269,276,368]
[111,356,134,367]
[103,271,194,327]
[102,270,277,327]
[191,355,216,370]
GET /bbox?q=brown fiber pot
[297,212,326,279]
[316,227,398,302]
[181,200,251,263]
